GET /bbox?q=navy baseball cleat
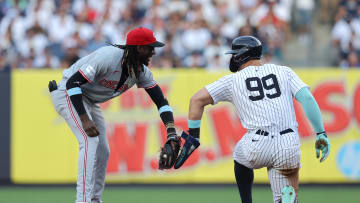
[174,131,200,169]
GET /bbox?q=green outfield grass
[0,185,359,203]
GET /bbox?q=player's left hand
[315,132,330,162]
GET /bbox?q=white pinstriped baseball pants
[51,89,110,203]
[233,129,301,203]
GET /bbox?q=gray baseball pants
[51,89,110,203]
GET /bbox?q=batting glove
[174,131,200,169]
[315,132,330,162]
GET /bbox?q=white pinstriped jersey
[58,46,156,103]
[206,64,308,131]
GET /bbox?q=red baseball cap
[124,27,164,47]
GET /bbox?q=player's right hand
[80,114,99,137]
[315,132,330,162]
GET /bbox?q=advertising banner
[11,69,360,183]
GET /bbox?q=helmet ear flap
[233,53,242,61]
[229,55,241,72]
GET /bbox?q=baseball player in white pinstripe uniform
[174,36,330,203]
[48,27,181,203]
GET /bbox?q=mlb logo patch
[86,65,95,74]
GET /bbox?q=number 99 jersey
[206,64,308,132]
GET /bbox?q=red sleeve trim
[78,70,92,83]
[143,83,157,89]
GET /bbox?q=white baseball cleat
[281,185,296,203]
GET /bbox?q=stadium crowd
[332,0,360,68]
[0,0,321,70]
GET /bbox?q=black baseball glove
[159,132,181,170]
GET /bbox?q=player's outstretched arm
[145,85,180,170]
[295,87,330,162]
[174,88,214,169]
[188,88,215,121]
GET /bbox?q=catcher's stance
[49,27,180,203]
[174,36,330,203]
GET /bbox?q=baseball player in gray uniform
[48,27,180,203]
[174,36,330,203]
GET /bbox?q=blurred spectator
[319,0,339,24]
[293,0,314,42]
[339,0,360,19]
[239,0,260,16]
[26,0,55,30]
[239,18,258,37]
[48,4,76,43]
[62,46,80,68]
[340,51,360,68]
[204,37,230,70]
[332,12,353,65]
[252,0,290,62]
[350,8,360,53]
[251,0,290,27]
[184,50,207,68]
[181,19,212,56]
[84,29,107,53]
[33,47,61,69]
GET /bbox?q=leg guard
[234,160,254,203]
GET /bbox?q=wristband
[67,87,82,96]
[188,120,201,128]
[159,105,173,114]
[188,120,200,139]
[316,131,327,137]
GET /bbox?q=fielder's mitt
[159,133,181,170]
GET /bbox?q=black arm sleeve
[189,128,200,139]
[145,85,175,134]
[145,85,168,109]
[66,71,89,116]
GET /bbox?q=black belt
[255,128,294,136]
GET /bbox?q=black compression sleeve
[66,71,89,116]
[145,85,175,134]
[66,71,88,89]
[145,85,168,109]
[189,128,200,139]
[160,112,176,134]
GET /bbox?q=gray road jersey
[58,46,156,103]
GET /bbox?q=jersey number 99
[245,74,281,101]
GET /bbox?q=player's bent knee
[280,168,299,177]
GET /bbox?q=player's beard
[139,52,152,66]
